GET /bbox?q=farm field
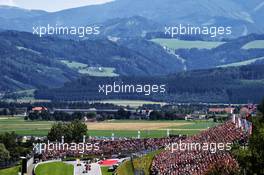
[0,117,54,136]
[218,57,264,68]
[86,121,191,130]
[35,162,73,175]
[0,117,219,137]
[151,39,225,50]
[61,60,119,77]
[242,40,264,49]
[1,88,51,103]
[95,100,167,108]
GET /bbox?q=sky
[0,0,114,12]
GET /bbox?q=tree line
[232,99,264,174]
[26,111,95,121]
[47,120,87,142]
[0,132,32,167]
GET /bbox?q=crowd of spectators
[39,120,244,175]
[40,136,184,160]
[151,121,243,175]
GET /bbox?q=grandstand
[151,120,248,175]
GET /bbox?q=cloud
[0,0,113,12]
[0,0,15,6]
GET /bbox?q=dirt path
[86,122,191,130]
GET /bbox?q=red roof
[209,107,234,113]
[32,107,47,111]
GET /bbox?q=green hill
[0,30,183,92]
[242,40,264,49]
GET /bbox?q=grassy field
[35,162,73,175]
[87,121,190,130]
[116,150,162,175]
[116,161,134,175]
[218,57,264,68]
[0,166,20,175]
[151,39,224,50]
[242,40,264,49]
[101,167,113,175]
[0,117,219,137]
[2,99,51,103]
[166,120,218,129]
[96,100,167,108]
[61,60,119,77]
[0,117,54,136]
[2,89,52,103]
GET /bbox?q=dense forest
[1,30,264,104]
[232,99,264,174]
[35,64,264,104]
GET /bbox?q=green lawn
[0,166,20,175]
[0,117,54,136]
[242,40,264,49]
[35,162,73,175]
[116,161,134,175]
[167,120,219,129]
[116,150,162,175]
[133,150,162,175]
[151,39,224,50]
[101,166,113,175]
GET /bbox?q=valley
[0,1,264,175]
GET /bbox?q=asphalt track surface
[66,161,102,175]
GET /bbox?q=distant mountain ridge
[0,0,264,36]
[99,16,162,38]
[0,5,47,19]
